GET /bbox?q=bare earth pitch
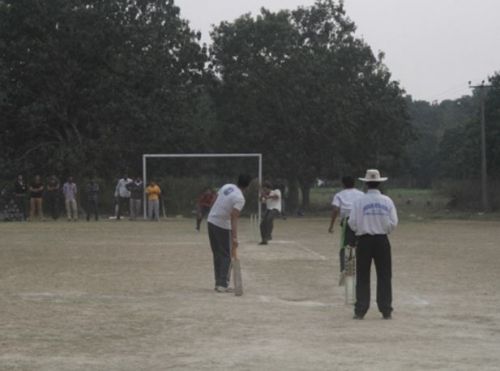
[0,218,499,370]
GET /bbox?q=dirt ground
[0,217,499,371]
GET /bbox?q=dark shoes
[353,314,364,320]
[258,241,268,245]
[382,313,392,320]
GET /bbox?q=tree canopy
[209,0,411,207]
[0,0,207,178]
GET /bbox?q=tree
[0,0,207,179]
[209,0,411,209]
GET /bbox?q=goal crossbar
[142,153,263,222]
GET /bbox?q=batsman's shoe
[214,286,234,293]
[353,314,364,320]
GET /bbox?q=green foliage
[209,0,411,208]
[0,0,207,179]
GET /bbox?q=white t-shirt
[207,184,245,230]
[332,188,364,219]
[348,189,398,236]
[115,178,132,198]
[266,189,282,212]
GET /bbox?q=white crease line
[294,244,327,261]
[258,295,335,308]
[407,295,430,306]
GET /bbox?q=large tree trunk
[286,178,300,214]
[300,182,311,210]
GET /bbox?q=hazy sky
[175,0,500,102]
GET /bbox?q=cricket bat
[344,246,356,305]
[232,258,243,296]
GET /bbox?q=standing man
[145,180,161,221]
[62,176,78,221]
[127,177,143,220]
[45,175,60,220]
[328,176,364,284]
[259,182,282,245]
[14,175,28,221]
[114,174,132,220]
[207,174,252,293]
[348,169,398,320]
[86,176,100,221]
[29,175,44,221]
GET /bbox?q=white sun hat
[359,169,388,182]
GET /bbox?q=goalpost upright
[142,153,263,222]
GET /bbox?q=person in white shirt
[328,176,364,283]
[114,174,132,220]
[259,182,282,245]
[348,169,398,320]
[207,174,252,293]
[62,176,78,221]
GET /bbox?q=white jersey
[348,189,398,236]
[266,189,282,212]
[208,184,245,230]
[332,188,364,219]
[115,178,132,198]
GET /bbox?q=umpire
[348,169,398,320]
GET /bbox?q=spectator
[45,175,60,220]
[14,174,28,221]
[86,177,100,221]
[145,180,161,221]
[29,175,44,220]
[62,176,78,221]
[114,174,132,220]
[127,177,143,220]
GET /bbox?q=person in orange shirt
[196,187,216,231]
[145,180,162,221]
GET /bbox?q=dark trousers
[45,191,59,220]
[14,196,27,220]
[117,197,129,219]
[355,234,393,316]
[208,222,232,288]
[260,209,279,242]
[86,199,99,221]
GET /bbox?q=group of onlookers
[13,174,80,221]
[9,174,163,222]
[113,174,163,221]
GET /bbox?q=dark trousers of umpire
[355,234,393,317]
[208,222,232,288]
[260,209,280,242]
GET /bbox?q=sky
[174,0,500,102]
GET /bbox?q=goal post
[142,153,263,222]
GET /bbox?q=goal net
[142,153,262,222]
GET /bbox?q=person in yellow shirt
[145,181,162,221]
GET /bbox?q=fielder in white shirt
[259,182,282,245]
[207,174,252,293]
[348,169,398,320]
[328,176,364,280]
